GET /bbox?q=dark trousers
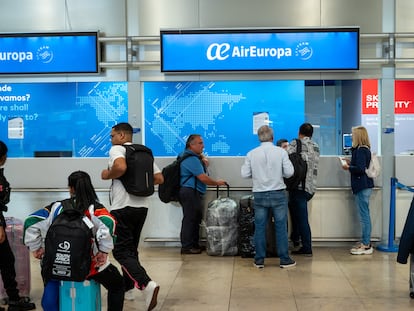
[111,206,151,291]
[288,189,313,252]
[90,263,125,310]
[0,235,19,301]
[179,187,203,250]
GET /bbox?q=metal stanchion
[377,177,414,252]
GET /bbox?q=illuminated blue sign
[161,28,359,72]
[0,32,99,74]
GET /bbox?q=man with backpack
[179,134,227,255]
[101,122,164,311]
[24,170,125,311]
[287,123,320,257]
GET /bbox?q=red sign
[361,80,378,114]
[395,81,414,114]
[362,80,414,114]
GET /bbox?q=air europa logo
[36,46,54,63]
[0,51,33,63]
[206,43,292,61]
[0,45,54,64]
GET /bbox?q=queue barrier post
[377,177,414,252]
[377,177,399,252]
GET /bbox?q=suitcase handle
[216,183,230,198]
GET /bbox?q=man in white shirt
[241,125,296,269]
[101,123,164,311]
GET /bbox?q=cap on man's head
[0,141,8,158]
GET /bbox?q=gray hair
[257,125,273,142]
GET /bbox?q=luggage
[238,195,255,258]
[0,217,31,302]
[206,185,238,256]
[266,215,278,257]
[410,254,414,298]
[59,280,102,311]
[237,195,278,258]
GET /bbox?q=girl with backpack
[24,171,125,311]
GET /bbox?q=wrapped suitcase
[59,280,101,311]
[206,185,238,256]
[0,217,31,303]
[237,195,278,258]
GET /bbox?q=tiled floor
[14,245,414,310]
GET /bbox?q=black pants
[90,264,125,311]
[179,187,203,250]
[0,234,19,301]
[111,207,151,291]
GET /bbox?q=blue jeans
[253,190,290,264]
[288,189,313,253]
[354,188,372,245]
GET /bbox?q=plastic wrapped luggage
[59,280,101,311]
[206,185,238,256]
[237,195,278,258]
[0,217,31,302]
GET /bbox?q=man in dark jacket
[0,141,36,311]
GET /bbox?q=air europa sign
[206,43,292,60]
[0,32,99,74]
[160,28,359,72]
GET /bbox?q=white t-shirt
[107,143,161,211]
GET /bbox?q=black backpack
[42,199,93,282]
[158,153,195,203]
[284,139,308,191]
[0,168,10,212]
[118,144,155,196]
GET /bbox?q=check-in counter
[6,156,394,247]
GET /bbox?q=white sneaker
[143,281,160,311]
[124,288,135,301]
[350,243,373,255]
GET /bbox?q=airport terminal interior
[3,0,414,310]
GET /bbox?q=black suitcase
[410,253,414,298]
[238,195,278,258]
[238,195,255,258]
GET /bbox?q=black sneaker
[181,248,202,254]
[291,248,313,257]
[7,298,36,311]
[280,258,296,268]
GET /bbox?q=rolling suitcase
[206,185,238,256]
[237,195,278,258]
[0,217,31,303]
[59,280,101,311]
[410,254,414,298]
[238,195,255,258]
[266,215,278,257]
